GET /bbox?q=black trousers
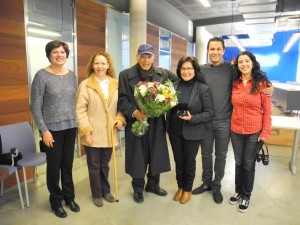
[131,131,161,193]
[85,146,112,198]
[45,128,77,209]
[169,132,200,192]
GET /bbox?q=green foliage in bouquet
[131,120,149,137]
[134,80,178,118]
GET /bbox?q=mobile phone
[177,103,189,116]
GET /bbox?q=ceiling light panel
[251,33,274,39]
[199,0,211,8]
[245,18,275,24]
[205,22,246,36]
[237,0,277,5]
[246,23,275,33]
[239,4,277,13]
[243,12,278,19]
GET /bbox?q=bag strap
[258,141,269,156]
[264,142,269,155]
[10,147,19,166]
[257,141,264,154]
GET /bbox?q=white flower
[155,94,165,102]
[139,85,147,97]
[147,83,154,88]
[157,84,165,90]
[170,101,177,107]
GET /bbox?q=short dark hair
[45,40,70,61]
[176,56,203,82]
[207,37,225,50]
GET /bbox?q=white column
[196,26,212,64]
[130,0,147,66]
[297,43,300,83]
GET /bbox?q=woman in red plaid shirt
[229,51,272,213]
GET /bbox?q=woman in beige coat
[76,51,125,207]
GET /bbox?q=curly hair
[176,56,204,82]
[86,51,116,78]
[233,51,271,94]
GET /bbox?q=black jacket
[166,80,214,140]
[117,64,171,178]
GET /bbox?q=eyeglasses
[180,67,194,71]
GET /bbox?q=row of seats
[0,122,46,208]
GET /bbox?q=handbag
[39,140,46,153]
[0,147,23,166]
[0,134,2,153]
[256,141,269,166]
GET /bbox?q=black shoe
[66,201,80,212]
[133,192,144,204]
[192,184,212,195]
[239,198,250,213]
[229,193,242,205]
[213,190,223,204]
[145,186,168,196]
[53,206,67,218]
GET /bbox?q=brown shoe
[174,188,183,201]
[103,193,115,203]
[180,192,191,204]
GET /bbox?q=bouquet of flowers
[131,80,178,136]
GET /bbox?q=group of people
[30,37,272,218]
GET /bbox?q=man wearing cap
[118,43,175,204]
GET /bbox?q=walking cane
[111,123,119,202]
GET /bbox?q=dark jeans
[45,128,77,209]
[200,118,230,191]
[169,132,200,192]
[85,146,112,198]
[231,130,261,199]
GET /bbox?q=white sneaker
[229,193,242,205]
[239,198,250,213]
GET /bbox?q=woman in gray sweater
[30,40,79,218]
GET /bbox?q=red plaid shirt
[231,79,272,140]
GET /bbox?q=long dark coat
[117,64,171,178]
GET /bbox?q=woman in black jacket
[166,56,214,204]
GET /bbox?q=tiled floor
[1,139,300,225]
[1,106,300,225]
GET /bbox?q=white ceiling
[166,0,300,47]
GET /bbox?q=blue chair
[0,165,24,208]
[0,122,46,207]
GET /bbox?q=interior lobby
[1,0,300,225]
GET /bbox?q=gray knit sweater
[30,69,77,132]
[200,61,233,120]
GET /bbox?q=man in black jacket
[117,44,174,203]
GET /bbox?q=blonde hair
[86,51,116,78]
